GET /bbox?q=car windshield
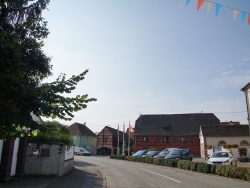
[135,150,146,155]
[146,151,156,155]
[158,151,170,156]
[169,149,182,155]
[211,152,229,158]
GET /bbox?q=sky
[42,0,250,133]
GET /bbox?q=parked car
[74,146,91,156]
[141,150,160,157]
[132,150,148,157]
[207,151,237,166]
[165,148,193,161]
[154,148,177,158]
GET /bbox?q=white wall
[206,136,250,146]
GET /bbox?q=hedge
[110,155,250,181]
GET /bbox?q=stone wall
[24,143,73,176]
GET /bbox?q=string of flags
[175,0,250,26]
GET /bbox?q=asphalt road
[76,156,250,188]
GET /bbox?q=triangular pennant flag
[186,0,191,6]
[248,14,250,25]
[233,10,239,20]
[207,2,213,13]
[197,0,205,11]
[242,12,247,22]
[215,4,222,16]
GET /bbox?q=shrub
[110,155,124,160]
[197,162,212,173]
[231,144,238,148]
[238,147,247,157]
[215,166,250,180]
[153,158,163,165]
[146,157,154,164]
[177,160,192,170]
[238,157,249,162]
[136,157,146,163]
[190,162,199,171]
[162,159,178,167]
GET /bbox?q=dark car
[153,148,177,158]
[165,148,193,161]
[132,150,148,157]
[141,150,160,157]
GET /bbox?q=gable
[69,122,97,137]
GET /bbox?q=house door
[11,138,20,176]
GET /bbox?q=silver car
[207,151,237,166]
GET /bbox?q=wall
[206,136,250,146]
[24,143,73,176]
[79,136,97,147]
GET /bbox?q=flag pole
[117,123,119,155]
[122,122,125,156]
[128,121,130,156]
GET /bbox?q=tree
[0,0,96,139]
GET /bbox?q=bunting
[186,0,191,6]
[197,0,204,11]
[207,2,213,13]
[233,10,239,20]
[176,0,250,27]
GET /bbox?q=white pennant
[233,10,239,20]
[207,2,213,13]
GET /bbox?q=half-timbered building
[134,113,220,155]
[97,126,133,155]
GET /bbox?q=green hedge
[109,156,250,181]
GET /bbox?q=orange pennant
[197,0,205,11]
[248,14,250,25]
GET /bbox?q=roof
[241,82,250,92]
[220,121,240,126]
[201,125,250,137]
[104,126,134,143]
[134,113,220,136]
[68,122,97,137]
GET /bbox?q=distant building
[241,82,250,135]
[97,126,133,155]
[134,113,220,155]
[68,122,97,148]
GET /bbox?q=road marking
[140,168,181,183]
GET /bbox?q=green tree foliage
[0,0,96,139]
[29,121,73,145]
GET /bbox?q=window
[240,140,249,146]
[163,136,168,142]
[218,140,226,146]
[143,137,148,141]
[181,136,186,142]
[104,136,108,142]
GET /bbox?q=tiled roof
[134,113,220,136]
[68,122,97,137]
[220,121,240,126]
[201,125,250,137]
[104,126,134,143]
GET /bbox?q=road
[76,156,250,188]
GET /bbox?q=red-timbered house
[134,113,220,155]
[97,126,133,155]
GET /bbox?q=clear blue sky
[42,0,250,133]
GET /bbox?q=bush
[238,147,248,157]
[110,155,124,160]
[177,160,193,170]
[136,157,146,163]
[162,159,178,167]
[197,162,212,173]
[238,157,249,162]
[146,157,154,164]
[215,165,250,180]
[190,162,199,171]
[153,158,163,165]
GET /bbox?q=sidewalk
[0,160,104,188]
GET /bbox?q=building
[134,113,220,155]
[97,126,133,155]
[241,82,250,135]
[199,124,250,158]
[68,122,97,149]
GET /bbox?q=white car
[207,151,237,166]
